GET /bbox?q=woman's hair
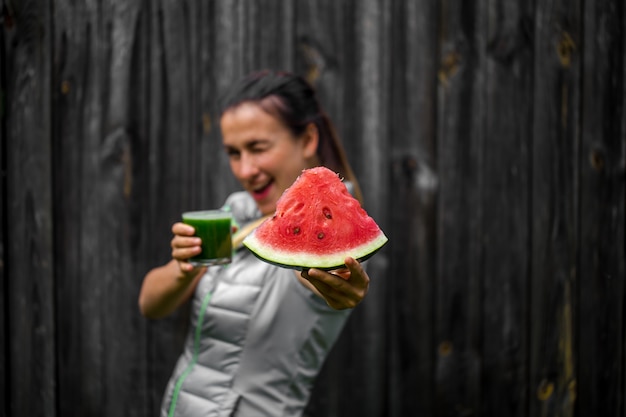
[219,70,363,203]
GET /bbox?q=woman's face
[221,102,319,215]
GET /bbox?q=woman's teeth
[252,181,273,198]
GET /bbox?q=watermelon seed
[293,227,301,235]
[323,207,332,219]
[317,232,325,239]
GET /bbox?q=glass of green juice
[182,210,233,266]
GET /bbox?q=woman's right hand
[138,222,207,319]
[171,222,205,274]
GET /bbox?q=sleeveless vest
[160,192,352,417]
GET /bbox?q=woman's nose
[238,153,259,179]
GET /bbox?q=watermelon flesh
[243,167,388,270]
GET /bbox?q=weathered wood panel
[482,1,534,415]
[51,2,149,416]
[2,1,56,416]
[530,0,581,415]
[1,1,624,417]
[292,2,394,416]
[293,3,357,416]
[578,0,625,415]
[0,6,7,414]
[327,2,393,417]
[386,1,439,416]
[436,1,486,415]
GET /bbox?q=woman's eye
[226,149,240,159]
[250,142,271,153]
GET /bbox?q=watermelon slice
[243,166,388,270]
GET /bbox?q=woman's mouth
[251,181,273,201]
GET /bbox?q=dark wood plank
[51,2,108,414]
[529,1,581,416]
[295,3,356,415]
[435,1,486,415]
[296,1,393,416]
[129,4,162,414]
[50,1,156,415]
[98,4,149,415]
[137,1,225,414]
[211,0,250,198]
[385,0,439,416]
[240,0,294,71]
[0,5,9,414]
[333,1,392,416]
[3,0,56,415]
[480,1,534,415]
[577,0,625,415]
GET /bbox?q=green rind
[247,244,386,271]
[243,231,388,271]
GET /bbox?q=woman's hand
[138,222,207,319]
[300,257,370,310]
[171,222,205,275]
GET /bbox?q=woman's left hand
[300,257,370,310]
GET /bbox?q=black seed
[323,207,332,219]
[317,232,325,239]
[293,227,301,235]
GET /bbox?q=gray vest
[161,192,352,417]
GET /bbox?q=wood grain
[0,1,623,416]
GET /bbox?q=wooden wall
[1,0,624,416]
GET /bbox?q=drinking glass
[182,210,233,266]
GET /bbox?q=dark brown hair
[219,70,363,203]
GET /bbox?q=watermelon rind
[243,229,388,271]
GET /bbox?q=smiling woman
[219,70,363,205]
[138,70,372,417]
[221,101,320,215]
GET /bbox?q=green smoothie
[182,210,232,265]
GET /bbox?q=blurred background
[1,1,624,416]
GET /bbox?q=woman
[139,70,371,416]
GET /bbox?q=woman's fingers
[302,258,369,310]
[177,260,196,273]
[301,269,347,308]
[170,222,202,262]
[172,221,196,236]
